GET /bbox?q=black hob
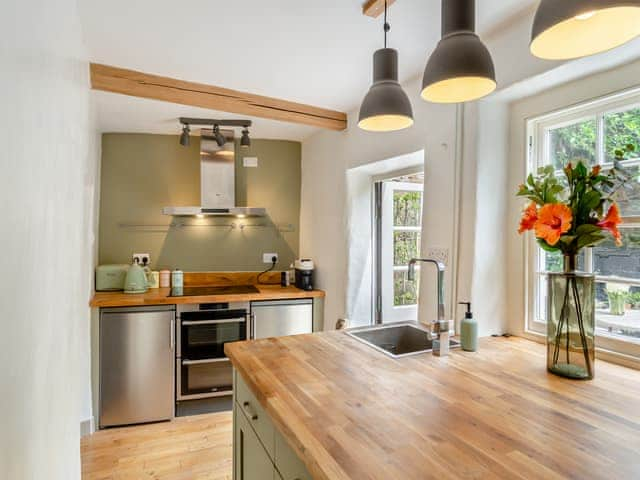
[169,285,260,297]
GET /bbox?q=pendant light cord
[383,0,390,48]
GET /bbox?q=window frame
[525,87,640,358]
[379,180,424,323]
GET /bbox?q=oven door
[177,358,233,400]
[179,311,248,360]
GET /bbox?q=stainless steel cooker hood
[163,130,266,217]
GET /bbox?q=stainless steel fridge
[99,305,175,428]
[251,299,313,339]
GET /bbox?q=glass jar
[546,255,595,380]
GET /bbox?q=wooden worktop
[225,333,640,480]
[90,285,324,308]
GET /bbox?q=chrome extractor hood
[163,130,266,217]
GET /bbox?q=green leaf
[537,238,561,253]
[559,235,576,246]
[576,224,601,235]
[581,190,602,211]
[527,173,535,187]
[577,232,606,250]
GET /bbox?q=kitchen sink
[346,322,460,358]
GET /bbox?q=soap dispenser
[459,302,477,352]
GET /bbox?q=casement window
[374,174,424,324]
[526,88,640,358]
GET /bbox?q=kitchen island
[225,332,640,480]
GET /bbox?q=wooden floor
[81,412,232,480]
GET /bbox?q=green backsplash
[98,133,301,271]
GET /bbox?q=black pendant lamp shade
[421,0,496,104]
[358,1,413,132]
[358,48,414,132]
[179,124,190,146]
[531,0,640,60]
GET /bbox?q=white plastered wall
[0,0,101,478]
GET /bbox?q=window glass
[548,118,597,170]
[393,231,420,266]
[596,279,640,343]
[592,227,640,280]
[614,164,640,217]
[394,270,419,306]
[393,190,422,227]
[604,107,640,163]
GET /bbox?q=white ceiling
[81,0,537,140]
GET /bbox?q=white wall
[300,75,461,330]
[0,1,100,478]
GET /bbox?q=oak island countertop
[225,332,640,480]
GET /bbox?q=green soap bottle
[459,302,477,352]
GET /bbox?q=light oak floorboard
[81,412,232,480]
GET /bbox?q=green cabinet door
[235,408,276,480]
[274,428,313,480]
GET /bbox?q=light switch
[243,157,258,167]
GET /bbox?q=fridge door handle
[249,312,256,339]
[182,358,230,365]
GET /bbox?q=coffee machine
[294,259,314,291]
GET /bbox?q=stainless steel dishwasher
[99,305,175,428]
[251,299,313,339]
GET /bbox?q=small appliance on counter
[124,260,149,294]
[294,259,314,291]
[95,264,130,291]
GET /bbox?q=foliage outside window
[393,190,422,306]
[528,95,640,349]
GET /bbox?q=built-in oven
[176,302,249,401]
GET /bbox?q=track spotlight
[179,124,190,146]
[213,125,226,147]
[240,128,251,148]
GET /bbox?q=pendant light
[358,0,413,132]
[531,0,640,60]
[421,0,496,104]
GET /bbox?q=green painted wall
[98,133,301,271]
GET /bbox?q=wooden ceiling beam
[90,63,347,131]
[362,0,396,18]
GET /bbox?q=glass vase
[546,255,595,380]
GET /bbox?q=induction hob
[169,285,260,297]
